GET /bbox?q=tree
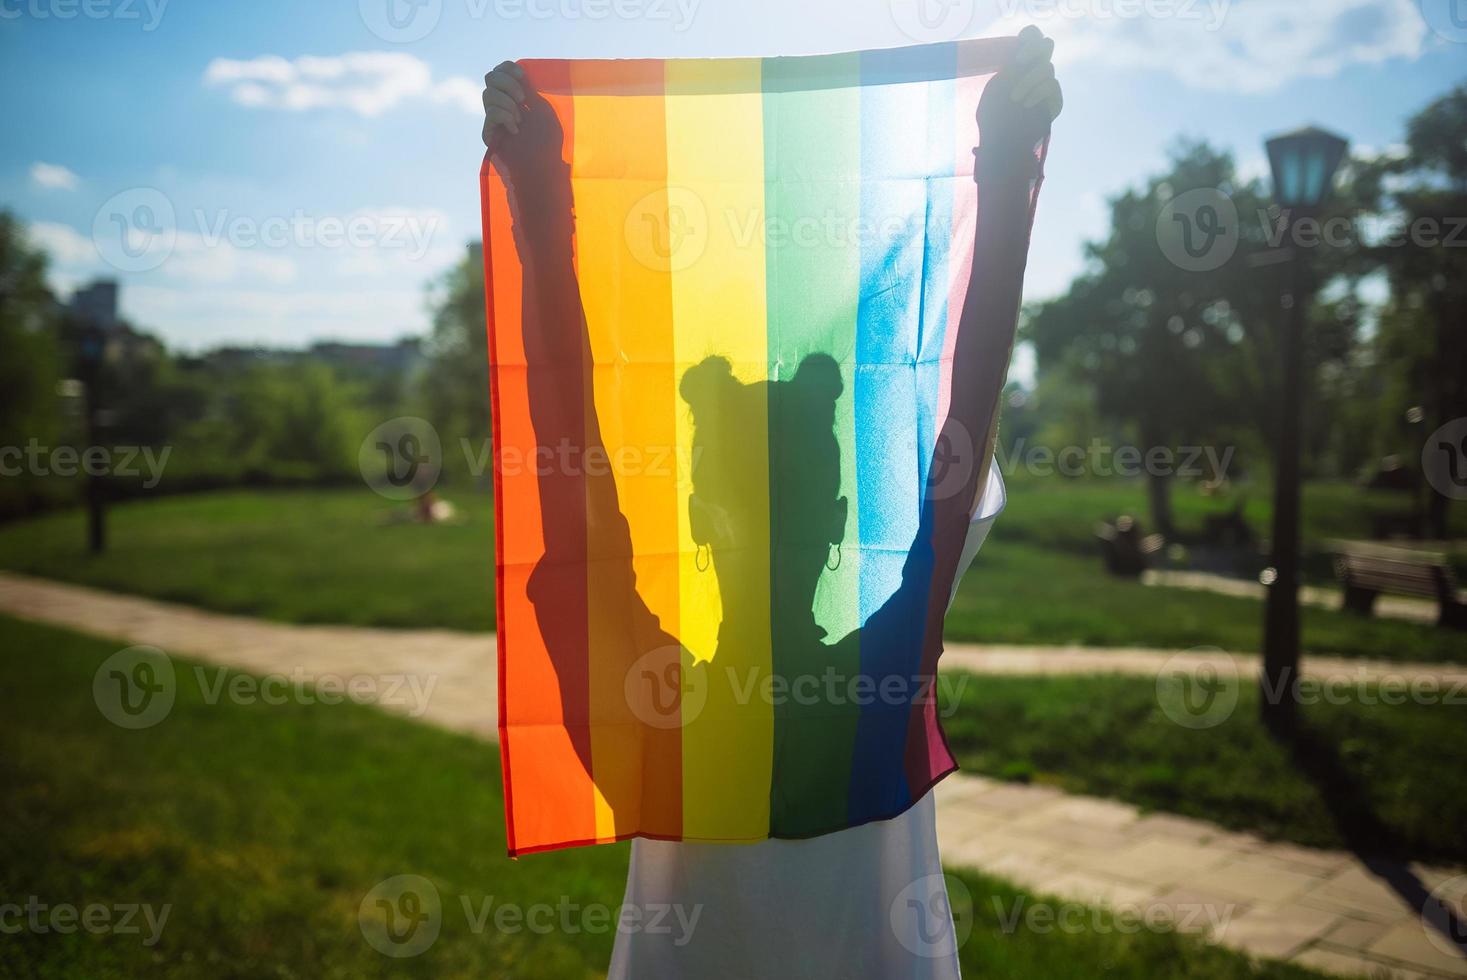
[1353,85,1467,537]
[0,211,63,518]
[420,243,490,478]
[227,362,358,481]
[1026,142,1276,535]
[1025,141,1367,537]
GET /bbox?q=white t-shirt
[609,465,1006,980]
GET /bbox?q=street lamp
[77,323,107,554]
[1265,127,1349,213]
[1259,125,1348,735]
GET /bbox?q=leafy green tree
[1352,85,1467,537]
[0,212,64,517]
[228,362,358,481]
[1025,141,1368,537]
[420,243,490,476]
[162,360,358,486]
[1026,143,1273,534]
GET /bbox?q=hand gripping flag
[480,36,1044,855]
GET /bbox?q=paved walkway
[2,572,1463,978]
[0,572,498,740]
[1143,568,1445,626]
[941,643,1467,689]
[936,778,1466,979]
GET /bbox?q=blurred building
[65,278,162,365]
[197,337,422,376]
[69,280,120,333]
[65,277,422,376]
[308,338,422,372]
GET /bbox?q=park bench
[1333,546,1467,629]
[1095,516,1165,578]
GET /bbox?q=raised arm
[842,36,1060,817]
[486,62,673,657]
[925,27,1060,595]
[485,64,680,798]
[484,63,637,569]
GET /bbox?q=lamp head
[1265,125,1349,212]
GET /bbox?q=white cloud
[25,215,449,350]
[985,0,1427,93]
[322,206,459,275]
[27,219,296,289]
[1235,152,1270,186]
[123,285,428,350]
[429,75,483,116]
[166,231,299,285]
[28,221,99,265]
[204,51,479,117]
[30,162,80,191]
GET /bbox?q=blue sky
[2,0,1464,373]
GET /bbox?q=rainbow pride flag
[480,36,1040,856]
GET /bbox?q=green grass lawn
[942,671,1467,866]
[947,538,1467,663]
[994,477,1467,558]
[0,614,1325,980]
[4,486,1462,663]
[0,487,499,631]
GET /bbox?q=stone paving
[933,776,1466,979]
[2,571,1463,978]
[0,572,499,740]
[1141,568,1447,626]
[940,643,1467,689]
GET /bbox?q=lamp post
[1260,125,1348,735]
[77,323,107,555]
